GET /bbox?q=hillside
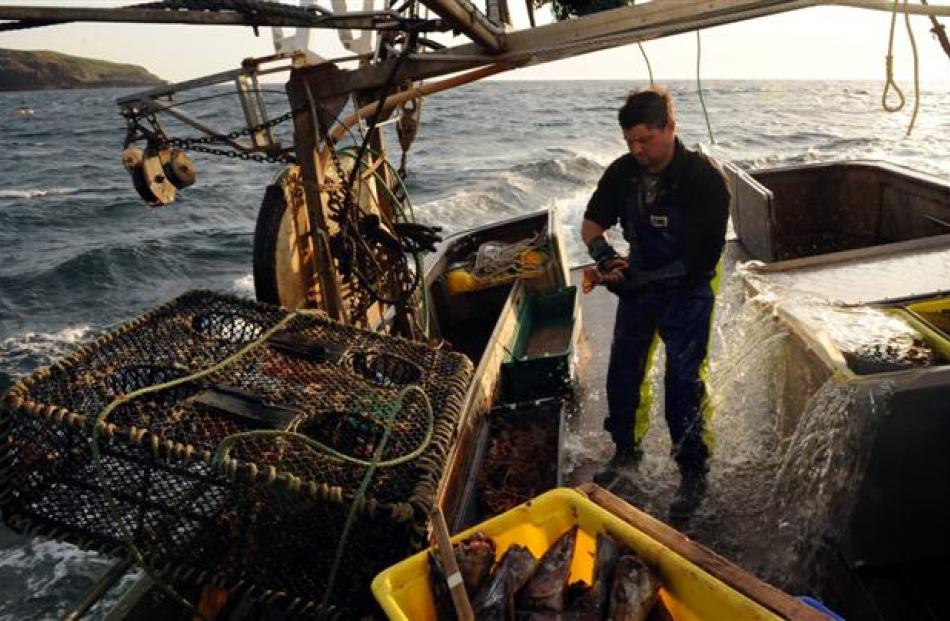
[0,49,165,91]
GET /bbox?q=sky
[1,1,950,84]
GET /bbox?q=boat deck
[565,240,950,620]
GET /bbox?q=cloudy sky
[1,0,949,83]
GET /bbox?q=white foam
[0,188,79,199]
[231,274,255,297]
[0,325,94,375]
[1,325,93,348]
[416,188,520,236]
[560,429,614,478]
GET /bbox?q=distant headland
[0,49,165,91]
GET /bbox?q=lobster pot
[0,291,472,615]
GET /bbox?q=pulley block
[163,148,197,189]
[121,145,197,207]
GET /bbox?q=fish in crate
[427,528,662,620]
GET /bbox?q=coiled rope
[471,234,548,281]
[332,145,435,339]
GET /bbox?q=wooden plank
[468,282,525,416]
[452,0,818,68]
[328,64,513,144]
[117,67,248,106]
[419,0,505,52]
[0,6,401,29]
[577,483,829,621]
[3,1,946,36]
[287,169,320,311]
[821,0,950,15]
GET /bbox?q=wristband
[586,236,618,265]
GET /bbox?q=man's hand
[598,257,628,284]
[582,257,629,293]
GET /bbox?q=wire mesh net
[0,290,473,615]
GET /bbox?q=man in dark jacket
[581,87,730,515]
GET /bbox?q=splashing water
[746,380,891,593]
[565,251,900,607]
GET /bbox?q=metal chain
[133,107,298,164]
[172,143,295,164]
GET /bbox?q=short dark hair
[618,86,674,130]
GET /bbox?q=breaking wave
[0,188,80,199]
[0,325,95,393]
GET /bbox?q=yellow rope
[882,0,906,112]
[882,0,921,136]
[212,387,433,469]
[317,384,431,613]
[903,0,921,136]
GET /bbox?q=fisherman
[581,86,730,515]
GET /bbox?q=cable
[335,145,434,339]
[344,49,410,192]
[637,42,654,86]
[696,30,715,145]
[143,88,291,112]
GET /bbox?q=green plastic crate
[501,286,579,401]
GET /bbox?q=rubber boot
[592,445,643,486]
[669,462,708,523]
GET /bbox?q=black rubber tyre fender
[252,166,309,309]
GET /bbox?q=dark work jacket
[583,139,731,281]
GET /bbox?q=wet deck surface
[563,243,859,612]
[563,242,950,619]
[564,242,762,524]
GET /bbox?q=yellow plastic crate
[906,296,950,340]
[371,488,783,621]
[896,308,950,361]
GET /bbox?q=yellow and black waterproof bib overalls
[604,172,716,472]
